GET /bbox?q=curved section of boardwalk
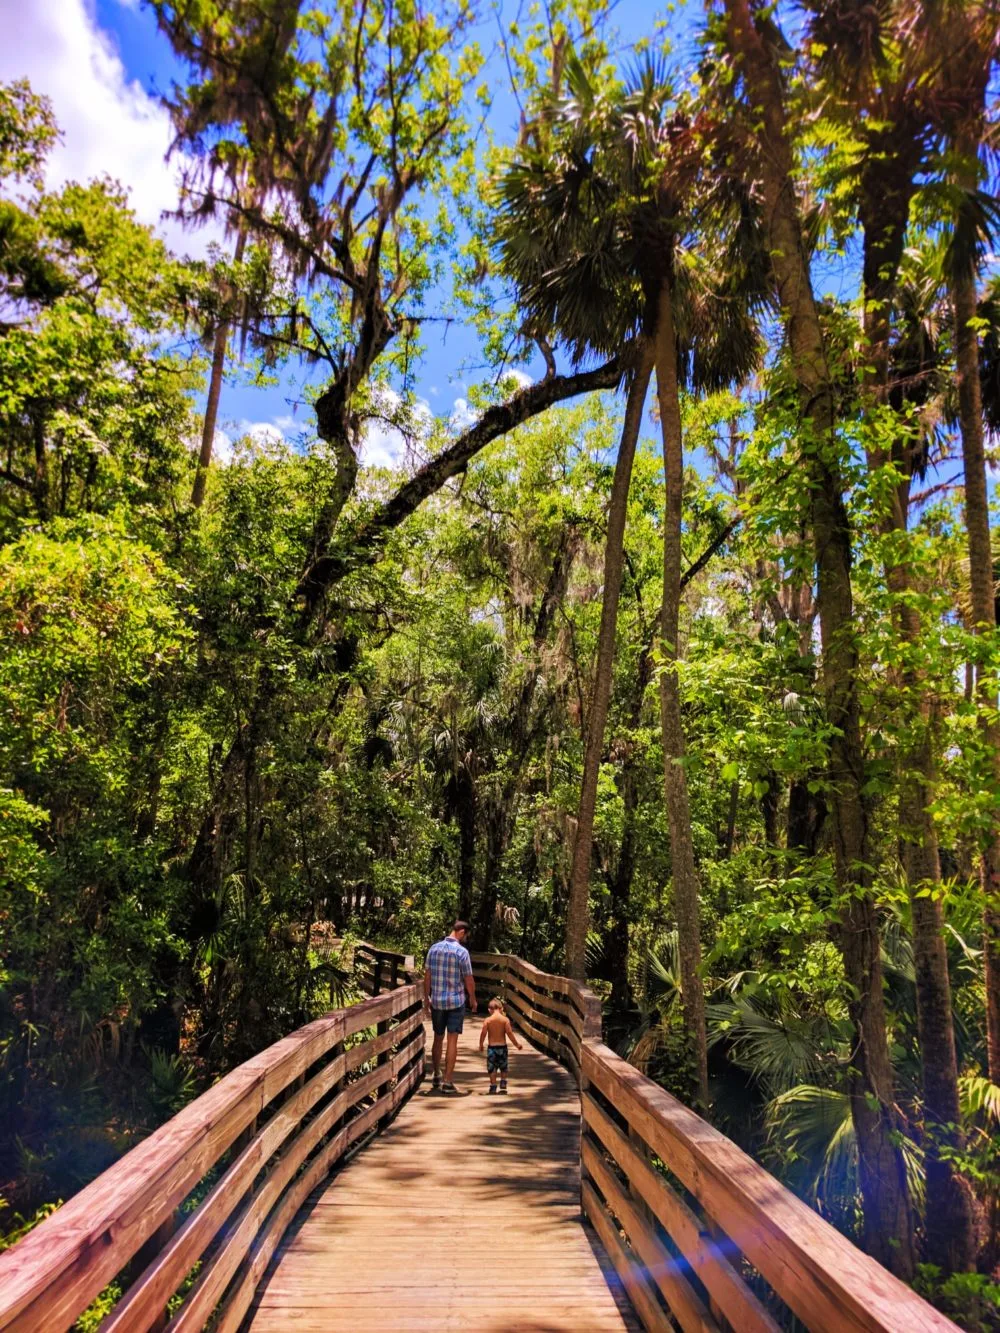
[246,1023,637,1332]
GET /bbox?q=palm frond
[959,1075,1000,1123]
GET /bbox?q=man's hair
[452,920,470,935]
[488,996,504,1012]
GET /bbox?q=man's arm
[423,962,432,1010]
[464,972,477,1013]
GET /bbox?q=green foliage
[0,79,58,188]
[914,1268,1000,1333]
[1,6,1000,1325]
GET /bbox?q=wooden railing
[0,985,424,1333]
[470,950,602,1078]
[473,953,958,1333]
[354,941,415,995]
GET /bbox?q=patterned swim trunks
[486,1044,509,1074]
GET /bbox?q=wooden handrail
[472,952,958,1333]
[0,985,424,1333]
[354,941,416,995]
[470,951,601,1083]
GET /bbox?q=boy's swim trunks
[487,1044,509,1074]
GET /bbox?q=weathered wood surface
[582,1040,961,1333]
[246,1020,639,1332]
[0,986,424,1333]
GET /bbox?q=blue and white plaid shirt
[425,936,472,1009]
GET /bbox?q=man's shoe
[441,1082,459,1095]
[431,1074,441,1091]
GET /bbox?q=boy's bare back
[482,1011,514,1045]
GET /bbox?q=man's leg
[444,1030,460,1083]
[431,1031,444,1080]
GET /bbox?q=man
[423,920,476,1094]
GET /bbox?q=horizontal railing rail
[0,985,424,1333]
[473,952,957,1333]
[470,951,602,1081]
[354,941,415,995]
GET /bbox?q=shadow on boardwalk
[245,1022,639,1332]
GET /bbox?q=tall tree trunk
[786,776,825,853]
[653,277,709,1110]
[722,0,914,1276]
[455,767,476,922]
[192,226,247,509]
[602,610,660,1014]
[952,152,1000,1083]
[901,709,975,1268]
[861,180,975,1271]
[565,343,655,980]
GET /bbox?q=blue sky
[0,0,706,459]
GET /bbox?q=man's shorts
[431,1005,465,1036]
[487,1044,509,1074]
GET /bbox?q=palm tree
[921,0,1000,1086]
[652,235,767,1108]
[495,55,661,982]
[497,60,764,1114]
[799,0,977,1267]
[719,0,917,1278]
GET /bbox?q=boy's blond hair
[488,996,505,1013]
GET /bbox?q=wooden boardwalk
[246,1022,638,1332]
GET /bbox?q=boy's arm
[479,1019,488,1051]
[507,1017,522,1048]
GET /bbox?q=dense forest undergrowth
[3,0,1000,1326]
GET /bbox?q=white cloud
[208,420,287,468]
[446,371,533,436]
[209,428,232,466]
[504,369,533,390]
[359,386,433,469]
[0,0,214,256]
[449,398,478,433]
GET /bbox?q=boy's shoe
[488,1085,497,1094]
[441,1082,459,1096]
[499,1082,508,1095]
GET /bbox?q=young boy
[478,997,522,1094]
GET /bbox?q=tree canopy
[2,1,1000,1324]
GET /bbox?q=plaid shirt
[425,936,472,1009]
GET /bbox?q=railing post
[389,956,399,991]
[581,992,603,1042]
[372,955,383,997]
[579,1047,590,1220]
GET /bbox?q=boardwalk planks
[245,1021,639,1333]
